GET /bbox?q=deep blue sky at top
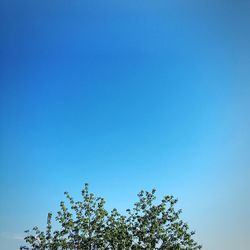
[0,1,250,249]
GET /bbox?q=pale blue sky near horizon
[0,0,250,249]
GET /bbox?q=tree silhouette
[21,184,201,249]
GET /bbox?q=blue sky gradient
[1,1,250,249]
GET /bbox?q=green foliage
[21,184,201,249]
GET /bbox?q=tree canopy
[21,184,201,250]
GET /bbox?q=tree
[21,184,201,249]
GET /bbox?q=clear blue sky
[0,0,249,249]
